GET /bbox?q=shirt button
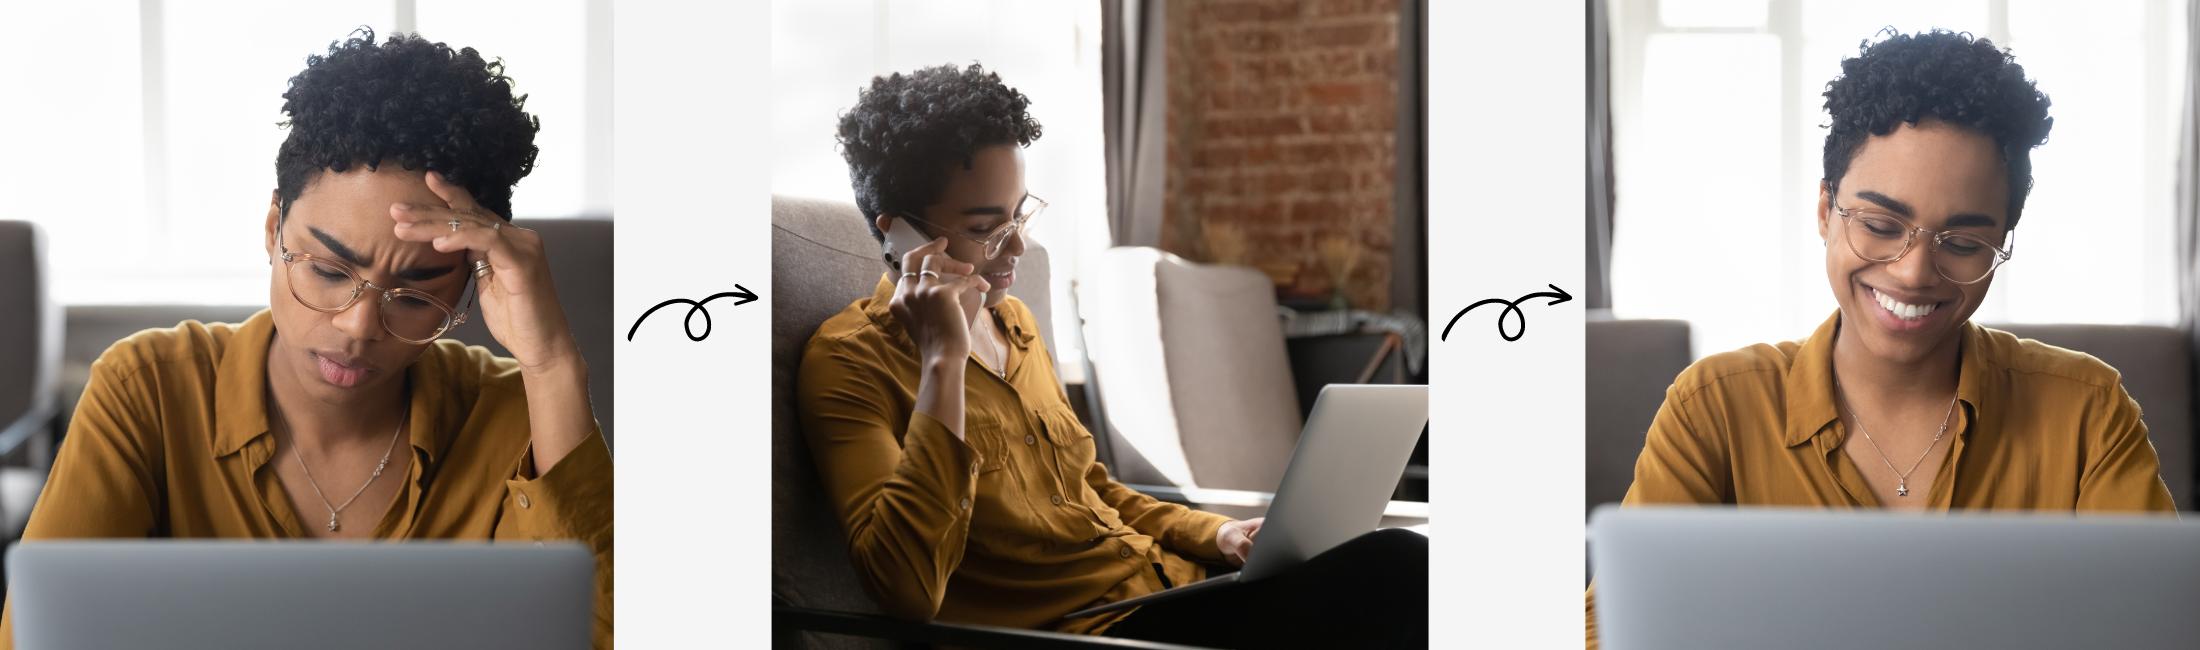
[960,497,972,511]
[517,493,531,509]
[1051,494,1064,506]
[1118,547,1133,558]
[1025,434,1037,446]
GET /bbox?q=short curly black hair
[276,27,539,221]
[1822,29,2052,230]
[835,63,1042,243]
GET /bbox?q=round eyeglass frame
[275,227,476,344]
[896,193,1047,260]
[1832,204,2015,286]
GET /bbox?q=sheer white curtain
[1608,0,2189,357]
[0,0,611,305]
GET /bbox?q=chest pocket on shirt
[963,410,1010,474]
[1038,406,1098,481]
[1037,405,1125,531]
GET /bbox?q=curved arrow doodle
[627,285,759,341]
[1440,284,1572,342]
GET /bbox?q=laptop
[1064,384,1428,620]
[8,540,593,650]
[1588,505,2200,650]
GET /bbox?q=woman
[1585,30,2172,647]
[1,30,613,648]
[798,63,1426,648]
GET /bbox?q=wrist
[920,355,966,379]
[519,350,589,386]
[919,347,968,370]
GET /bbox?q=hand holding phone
[885,220,990,366]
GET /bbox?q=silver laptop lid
[1589,505,2200,650]
[8,540,593,650]
[1239,384,1427,580]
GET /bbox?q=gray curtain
[1586,0,1615,310]
[1102,0,1167,248]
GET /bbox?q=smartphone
[882,216,933,261]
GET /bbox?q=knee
[1364,527,1428,553]
[1328,527,1428,569]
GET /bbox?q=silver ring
[901,271,919,278]
[473,260,492,278]
[448,219,464,233]
[491,221,503,233]
[920,270,941,279]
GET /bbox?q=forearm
[912,357,967,439]
[521,356,596,475]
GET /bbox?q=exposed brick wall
[1166,0,1399,311]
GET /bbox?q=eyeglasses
[898,193,1047,260]
[1833,205,2014,285]
[275,230,474,344]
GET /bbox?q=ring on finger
[473,260,492,278]
[490,221,503,233]
[901,271,919,279]
[919,270,942,279]
[448,219,464,233]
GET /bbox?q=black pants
[1101,527,1428,649]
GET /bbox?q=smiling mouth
[1868,286,1945,321]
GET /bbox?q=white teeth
[1871,288,1938,321]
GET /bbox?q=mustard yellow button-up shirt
[1,310,614,648]
[1586,313,2175,648]
[798,275,1233,635]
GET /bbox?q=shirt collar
[1782,311,1994,448]
[212,309,455,463]
[860,272,904,340]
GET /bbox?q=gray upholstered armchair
[770,195,1207,649]
[0,222,63,540]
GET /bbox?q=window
[0,1,611,305]
[1607,0,2189,356]
[771,0,1110,377]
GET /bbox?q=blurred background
[1593,0,2189,355]
[0,1,617,547]
[1584,0,2200,519]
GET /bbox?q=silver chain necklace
[1833,375,1957,498]
[286,409,407,532]
[972,309,1008,378]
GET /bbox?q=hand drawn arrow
[627,285,759,341]
[1440,284,1572,342]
